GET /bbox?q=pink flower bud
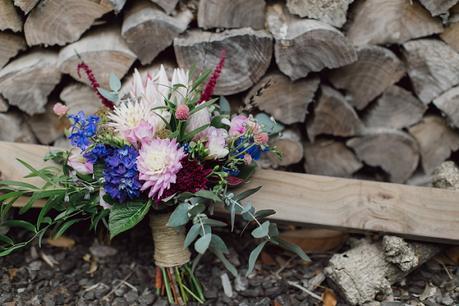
[175,104,190,120]
[254,132,269,145]
[53,102,68,117]
[244,154,253,165]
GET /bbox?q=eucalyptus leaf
[109,73,121,92]
[251,221,270,238]
[254,113,284,135]
[254,209,276,219]
[210,234,229,254]
[212,249,238,277]
[273,237,310,262]
[194,190,221,202]
[97,88,118,103]
[194,233,211,254]
[219,96,231,114]
[167,203,189,227]
[234,186,262,201]
[184,223,200,248]
[109,201,151,239]
[246,241,267,276]
[202,218,227,227]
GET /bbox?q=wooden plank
[0,141,458,242]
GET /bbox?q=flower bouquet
[0,52,309,304]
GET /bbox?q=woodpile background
[2,0,459,185]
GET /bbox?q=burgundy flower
[160,158,212,200]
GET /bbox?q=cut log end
[408,116,459,175]
[0,0,23,32]
[347,129,419,183]
[0,112,36,143]
[403,39,459,104]
[329,45,405,110]
[304,139,363,178]
[198,0,265,30]
[346,0,442,46]
[59,83,101,115]
[0,32,27,69]
[24,0,114,46]
[266,128,303,168]
[13,0,40,14]
[307,85,363,141]
[244,72,319,125]
[0,50,61,116]
[150,0,179,14]
[174,28,273,95]
[363,85,426,129]
[267,4,356,80]
[418,0,459,16]
[58,26,137,88]
[28,103,65,145]
[122,1,192,65]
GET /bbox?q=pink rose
[121,120,155,147]
[68,149,93,175]
[229,115,248,136]
[53,102,68,117]
[254,132,269,145]
[205,127,229,159]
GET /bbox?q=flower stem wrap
[150,212,191,268]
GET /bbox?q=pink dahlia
[137,138,186,200]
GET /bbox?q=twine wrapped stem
[149,212,191,268]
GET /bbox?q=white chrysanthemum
[107,99,166,144]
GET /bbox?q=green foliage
[109,201,152,239]
[254,113,284,135]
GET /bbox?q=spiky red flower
[160,158,212,200]
[77,62,114,109]
[198,49,226,103]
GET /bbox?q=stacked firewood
[1,0,459,185]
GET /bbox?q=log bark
[433,86,459,128]
[346,0,442,46]
[174,28,272,95]
[28,104,65,145]
[0,112,35,143]
[347,129,419,183]
[325,236,440,305]
[0,0,23,32]
[418,0,459,16]
[329,45,405,110]
[59,83,101,115]
[304,139,362,178]
[402,39,459,104]
[362,85,427,129]
[13,0,40,14]
[122,0,192,65]
[197,0,265,30]
[265,128,303,168]
[307,85,363,141]
[440,22,459,52]
[24,0,118,46]
[0,32,26,69]
[150,0,179,15]
[0,50,61,116]
[244,72,319,124]
[408,116,459,175]
[267,4,356,80]
[286,0,353,28]
[58,26,137,88]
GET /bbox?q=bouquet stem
[150,212,205,304]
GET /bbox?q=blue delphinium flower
[232,137,269,161]
[68,112,100,150]
[84,144,108,164]
[103,145,141,203]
